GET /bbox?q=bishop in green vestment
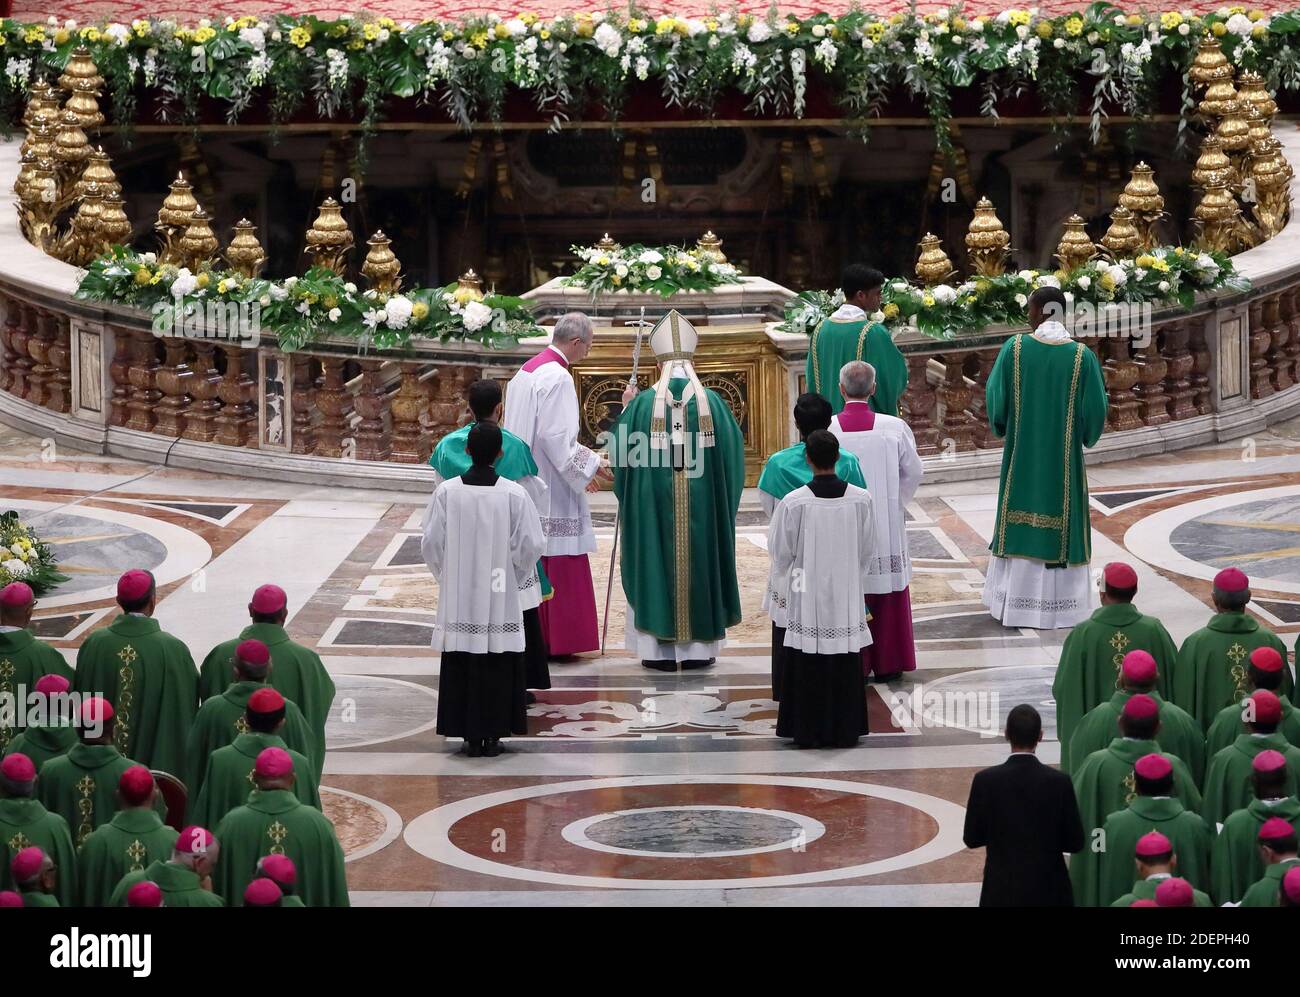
[1065,649,1204,782]
[1205,646,1300,757]
[191,716,320,832]
[0,581,74,749]
[1168,568,1291,731]
[804,264,907,416]
[184,640,314,801]
[73,571,197,779]
[1239,818,1300,907]
[1053,564,1178,769]
[3,673,77,771]
[76,764,178,906]
[982,288,1108,630]
[611,310,745,667]
[198,583,334,780]
[1201,691,1300,826]
[10,846,60,907]
[108,827,224,907]
[213,747,348,907]
[254,853,307,907]
[1212,752,1300,903]
[1112,875,1213,907]
[0,752,77,906]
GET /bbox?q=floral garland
[777,247,1249,339]
[74,247,541,351]
[0,511,66,596]
[561,243,742,296]
[2,5,1299,145]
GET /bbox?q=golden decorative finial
[696,230,727,264]
[1054,214,1097,274]
[224,219,267,279]
[1193,182,1247,254]
[178,207,219,271]
[58,47,104,97]
[1189,37,1232,89]
[156,173,198,264]
[76,146,120,200]
[361,230,403,295]
[595,232,619,253]
[22,159,61,251]
[1118,163,1166,252]
[1191,135,1237,189]
[96,191,132,251]
[914,233,955,287]
[303,196,354,274]
[965,197,1011,277]
[13,150,38,203]
[64,79,104,132]
[22,80,59,131]
[456,268,485,298]
[1100,205,1143,258]
[61,181,104,265]
[1198,76,1237,120]
[53,110,90,182]
[1236,69,1277,120]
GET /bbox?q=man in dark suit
[963,703,1085,906]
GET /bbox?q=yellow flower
[330,23,348,38]
[539,28,551,40]
[379,17,398,31]
[520,13,538,25]
[132,20,150,38]
[1160,12,1183,30]
[412,301,429,321]
[1135,254,1157,268]
[1099,273,1116,291]
[1126,14,1143,26]
[1173,246,1185,256]
[611,275,622,286]
[784,20,800,34]
[323,295,338,309]
[1008,10,1032,27]
[628,18,645,34]
[673,18,689,36]
[951,17,966,32]
[1249,9,1266,20]
[135,268,153,285]
[348,38,365,50]
[882,302,900,319]
[442,30,455,41]
[363,23,380,41]
[975,279,991,294]
[194,26,216,43]
[289,26,312,48]
[866,22,886,41]
[1212,21,1228,36]
[150,273,163,285]
[471,30,489,48]
[890,13,905,26]
[217,280,229,294]
[1252,24,1267,38]
[1229,6,1246,14]
[54,28,70,44]
[964,296,976,306]
[1064,16,1084,36]
[1036,21,1053,38]
[196,273,210,289]
[923,294,935,307]
[1151,259,1171,272]
[494,23,509,39]
[80,27,102,42]
[705,18,718,32]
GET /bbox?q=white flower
[8,543,21,556]
[2,559,29,579]
[614,264,629,277]
[258,295,271,307]
[140,252,157,264]
[284,276,298,289]
[931,284,958,305]
[505,18,528,37]
[462,300,493,331]
[594,22,622,56]
[814,37,838,68]
[1113,14,1127,27]
[1014,293,1028,307]
[870,310,886,323]
[812,24,826,38]
[170,269,197,296]
[969,18,984,33]
[1106,264,1128,287]
[362,307,383,329]
[747,20,772,44]
[1035,274,1060,288]
[463,47,477,60]
[327,307,342,322]
[1054,37,1065,49]
[105,23,131,46]
[1087,30,1100,44]
[269,284,288,301]
[1178,23,1190,36]
[239,26,266,51]
[1017,269,1037,282]
[634,55,650,79]
[1158,280,1170,293]
[1016,24,1030,40]
[637,249,663,264]
[295,301,311,315]
[1226,12,1254,36]
[646,265,663,280]
[384,295,414,329]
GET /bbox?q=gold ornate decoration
[0,659,12,748]
[914,232,956,286]
[22,79,60,131]
[456,268,484,298]
[74,773,96,847]
[303,196,354,275]
[1198,75,1237,120]
[13,150,38,207]
[125,839,148,872]
[1189,37,1233,89]
[53,110,90,191]
[361,229,403,295]
[1215,101,1253,187]
[1055,214,1097,273]
[1099,205,1143,258]
[1236,69,1278,121]
[76,146,121,200]
[178,206,219,271]
[96,191,132,251]
[58,46,104,97]
[224,219,267,279]
[64,79,105,133]
[696,230,727,264]
[156,173,198,265]
[59,180,105,265]
[964,197,1011,277]
[267,819,288,855]
[1193,181,1247,253]
[1191,135,1237,190]
[21,159,60,251]
[1248,135,1292,241]
[115,644,137,758]
[595,232,619,254]
[1117,162,1166,252]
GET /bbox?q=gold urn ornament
[22,80,60,131]
[1193,182,1246,254]
[156,173,199,264]
[58,47,105,97]
[178,207,219,271]
[1118,163,1166,251]
[1245,106,1273,156]
[1099,205,1143,258]
[964,197,1011,277]
[23,159,61,251]
[1191,135,1238,189]
[455,268,485,303]
[1236,69,1278,121]
[303,197,354,274]
[914,233,956,287]
[53,110,90,181]
[1189,37,1233,88]
[1198,77,1238,120]
[64,79,105,133]
[61,181,105,265]
[96,191,132,251]
[595,232,620,254]
[1054,214,1097,274]
[361,230,403,295]
[224,219,267,279]
[1214,102,1252,156]
[696,230,727,264]
[13,150,39,203]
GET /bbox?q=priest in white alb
[422,423,546,758]
[504,312,610,657]
[830,360,924,681]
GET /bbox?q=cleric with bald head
[108,825,224,907]
[0,581,73,749]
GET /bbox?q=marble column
[290,355,316,455]
[25,308,56,408]
[0,293,17,394]
[1248,298,1273,399]
[108,327,133,427]
[124,330,161,433]
[1132,335,1170,426]
[352,359,392,462]
[426,365,478,443]
[390,365,431,464]
[153,337,193,437]
[45,313,72,413]
[963,348,1003,449]
[1280,286,1300,386]
[1188,322,1213,415]
[899,354,939,455]
[183,341,224,441]
[1263,293,1292,392]
[214,344,255,447]
[8,303,35,400]
[1158,323,1197,421]
[313,357,351,458]
[936,353,977,451]
[1102,337,1142,431]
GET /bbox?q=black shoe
[869,671,901,684]
[549,654,580,663]
[525,691,537,704]
[642,659,677,672]
[483,739,501,757]
[681,658,714,670]
[464,739,482,758]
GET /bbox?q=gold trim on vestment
[673,465,691,641]
[1059,342,1086,563]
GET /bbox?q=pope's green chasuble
[1088,797,1211,908]
[191,732,320,831]
[612,379,745,643]
[74,614,197,778]
[108,859,225,907]
[1240,857,1300,907]
[1207,694,1300,758]
[1111,877,1213,907]
[805,316,907,415]
[183,681,314,803]
[1169,613,1292,731]
[758,443,865,500]
[1066,690,1205,783]
[214,788,349,907]
[1053,603,1178,771]
[0,628,73,750]
[0,797,77,905]
[985,334,1107,565]
[198,622,334,780]
[1213,797,1300,904]
[77,807,178,907]
[1202,733,1300,826]
[1071,738,1201,841]
[38,742,139,848]
[3,722,78,771]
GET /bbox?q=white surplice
[502,346,601,555]
[421,476,545,653]
[768,483,877,655]
[830,407,923,594]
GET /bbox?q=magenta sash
[837,402,876,432]
[522,348,565,373]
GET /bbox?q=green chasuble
[0,797,77,906]
[1054,604,1179,771]
[612,380,745,644]
[0,628,73,749]
[17,889,59,906]
[1066,690,1205,783]
[37,743,139,848]
[1169,612,1291,731]
[108,859,225,907]
[1111,877,1213,907]
[1071,738,1201,841]
[191,733,320,832]
[1207,694,1300,758]
[805,315,908,416]
[214,788,348,907]
[1213,798,1300,904]
[74,614,197,779]
[77,807,178,907]
[758,443,865,502]
[1240,857,1300,907]
[1089,797,1212,908]
[1202,733,1300,826]
[985,334,1107,565]
[430,420,552,599]
[198,622,334,780]
[3,722,78,772]
[280,893,307,907]
[183,681,314,804]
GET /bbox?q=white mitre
[647,309,715,449]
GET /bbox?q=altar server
[1202,690,1300,826]
[423,422,545,757]
[1110,833,1212,907]
[503,312,609,657]
[982,286,1108,629]
[0,753,76,906]
[109,826,224,907]
[768,431,875,748]
[1213,750,1300,903]
[3,674,77,771]
[830,360,924,681]
[77,765,178,907]
[0,582,72,749]
[1240,817,1300,907]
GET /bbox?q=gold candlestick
[1117,162,1166,252]
[1099,205,1142,259]
[156,173,198,264]
[696,230,727,264]
[1189,37,1232,89]
[96,191,132,252]
[178,207,219,271]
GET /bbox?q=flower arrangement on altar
[777,246,1248,340]
[562,236,742,296]
[2,5,1300,142]
[0,511,66,595]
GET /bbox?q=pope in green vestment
[1213,797,1300,903]
[1071,738,1201,838]
[39,739,141,848]
[1202,732,1300,826]
[1054,602,1178,770]
[1112,877,1213,907]
[191,732,320,832]
[0,624,73,749]
[3,722,77,772]
[77,806,178,907]
[1093,797,1211,908]
[0,794,77,906]
[109,859,225,907]
[1240,856,1300,907]
[1169,610,1291,731]
[1066,690,1205,783]
[74,611,197,779]
[215,787,349,907]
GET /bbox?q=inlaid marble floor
[3,419,1299,906]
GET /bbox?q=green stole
[1170,613,1293,731]
[757,443,865,501]
[37,742,138,847]
[1071,737,1201,840]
